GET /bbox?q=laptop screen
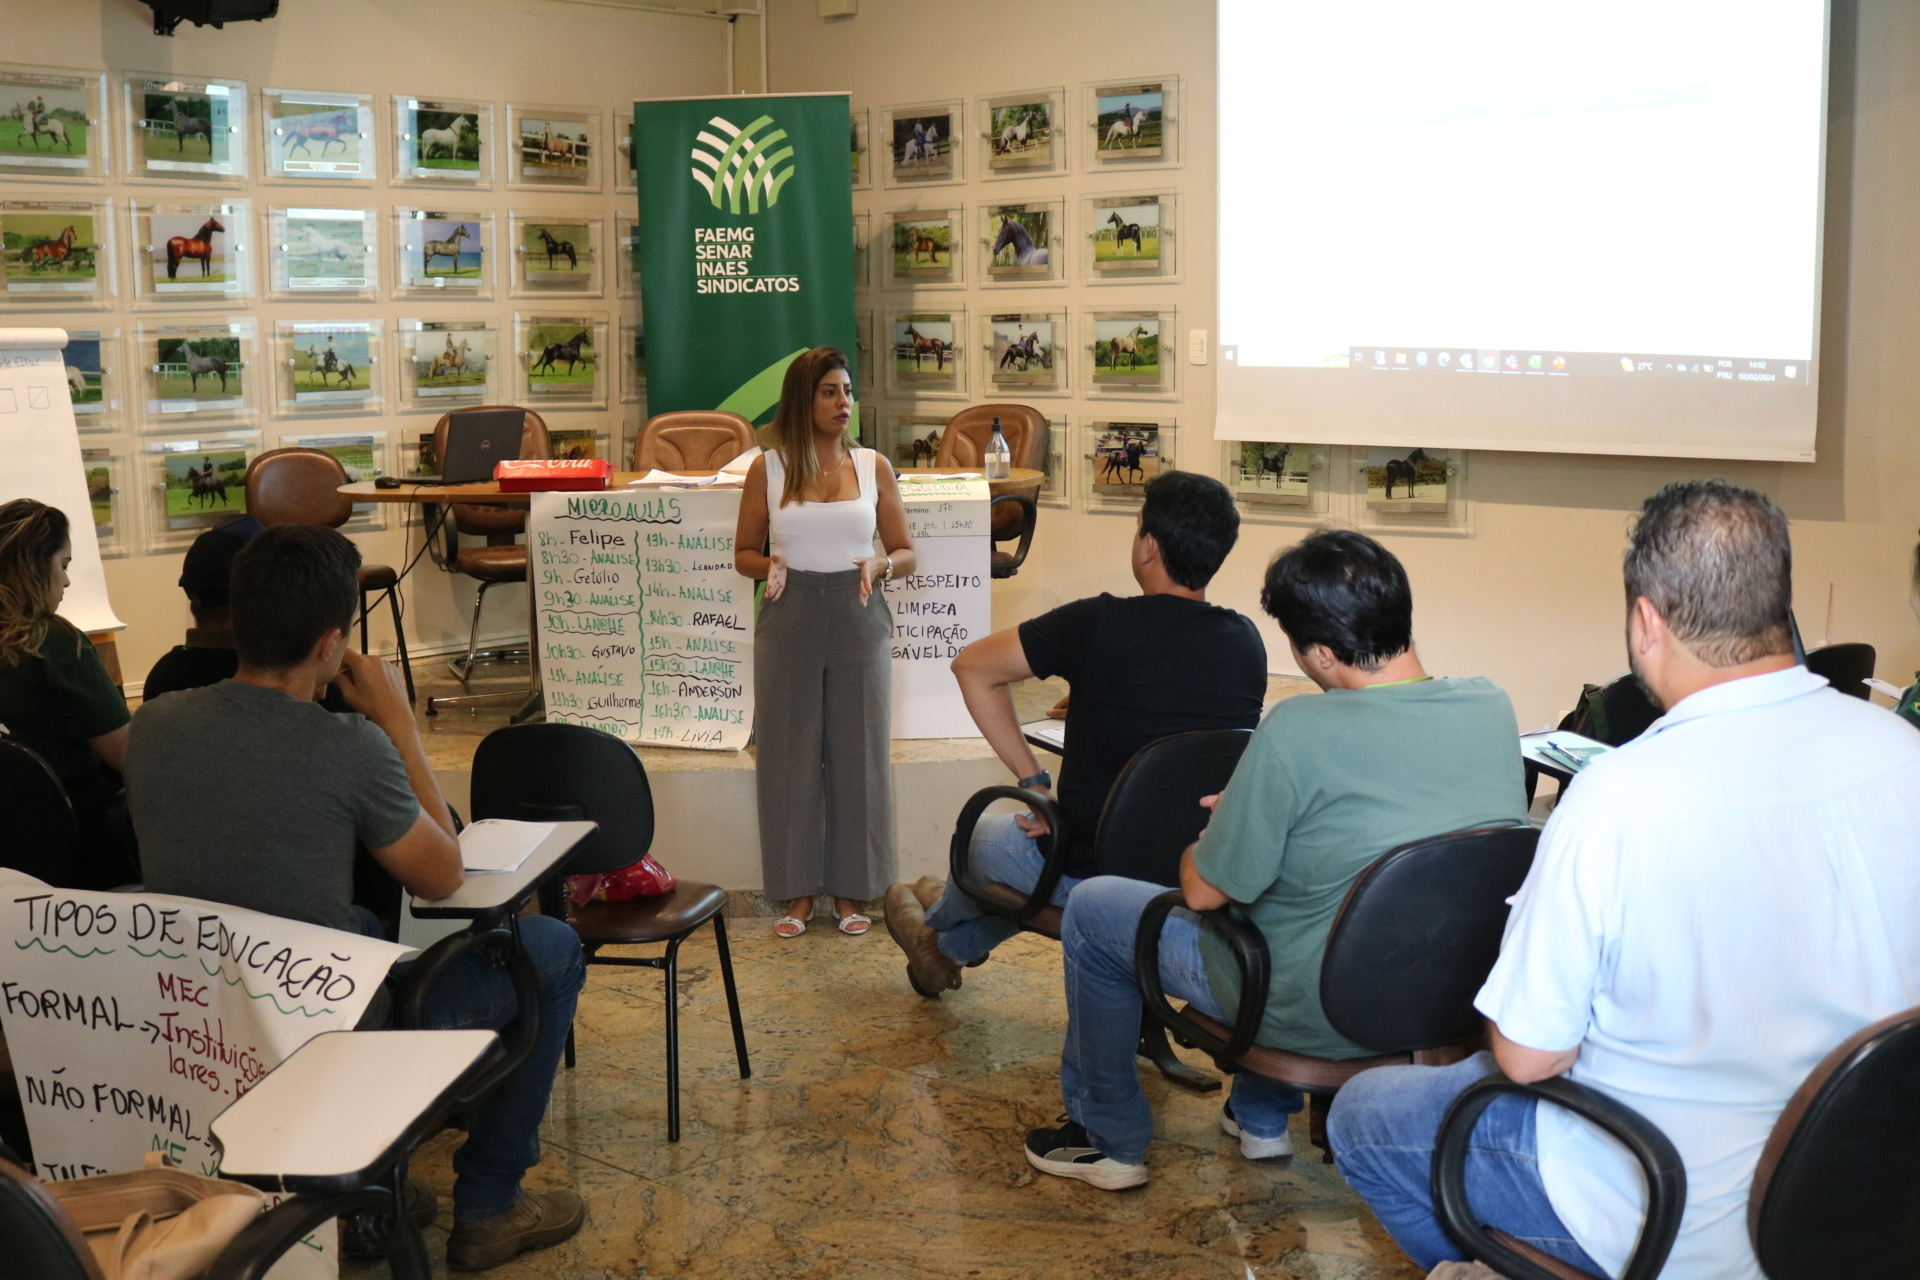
[441,409,526,484]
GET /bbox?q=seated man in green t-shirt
[1023,529,1529,1191]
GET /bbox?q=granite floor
[345,923,1424,1280]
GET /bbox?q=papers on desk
[459,819,557,873]
[720,447,761,475]
[1864,676,1906,700]
[1021,717,1067,752]
[627,470,746,488]
[901,471,983,483]
[1520,729,1612,774]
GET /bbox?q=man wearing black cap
[140,516,261,701]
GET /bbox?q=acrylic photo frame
[1037,415,1071,509]
[1086,308,1176,397]
[268,206,378,299]
[124,73,248,183]
[979,197,1065,287]
[80,447,129,558]
[887,207,962,288]
[138,317,256,429]
[854,309,874,392]
[614,108,636,194]
[618,316,646,406]
[506,102,602,192]
[515,312,608,411]
[983,311,1067,395]
[1223,440,1331,518]
[392,96,490,187]
[548,425,611,464]
[393,207,492,298]
[143,431,259,545]
[852,210,870,290]
[0,63,109,184]
[63,328,121,428]
[850,106,871,190]
[397,318,496,413]
[1085,190,1177,284]
[261,88,375,183]
[274,319,382,417]
[882,99,962,189]
[978,86,1066,180]
[1084,417,1174,508]
[1353,446,1472,536]
[1084,76,1179,170]
[509,211,601,296]
[884,411,951,472]
[129,198,252,304]
[1,197,113,309]
[887,308,966,399]
[616,212,640,298]
[278,429,386,525]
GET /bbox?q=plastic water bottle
[985,416,1011,480]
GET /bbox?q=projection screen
[1216,0,1831,462]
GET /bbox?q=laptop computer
[413,409,527,485]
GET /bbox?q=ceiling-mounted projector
[147,0,280,37]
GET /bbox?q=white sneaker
[1221,1102,1293,1160]
[1024,1119,1149,1190]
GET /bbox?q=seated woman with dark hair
[0,498,136,888]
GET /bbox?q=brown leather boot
[446,1188,586,1271]
[911,876,945,911]
[884,883,962,997]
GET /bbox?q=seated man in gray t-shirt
[126,524,587,1272]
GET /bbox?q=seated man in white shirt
[1328,481,1920,1279]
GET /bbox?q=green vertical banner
[634,93,856,424]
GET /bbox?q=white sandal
[773,915,807,938]
[836,912,871,937]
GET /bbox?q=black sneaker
[1024,1117,1148,1190]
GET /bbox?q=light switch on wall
[1188,329,1209,365]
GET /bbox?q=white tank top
[764,446,880,573]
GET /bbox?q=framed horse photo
[1085,191,1177,284]
[267,206,378,300]
[142,431,261,545]
[614,108,637,194]
[616,211,641,298]
[1083,76,1179,170]
[397,318,495,414]
[1224,440,1331,518]
[0,197,113,309]
[279,430,387,526]
[619,316,646,406]
[261,88,375,183]
[136,318,257,430]
[1086,308,1177,397]
[983,311,1067,395]
[393,96,491,188]
[509,211,602,297]
[80,448,129,558]
[882,99,961,189]
[273,319,382,417]
[978,198,1064,287]
[394,208,493,299]
[122,73,248,184]
[887,309,965,399]
[1037,414,1071,509]
[0,63,109,185]
[63,328,122,429]
[977,87,1066,180]
[854,309,873,392]
[514,311,609,411]
[887,208,962,288]
[885,412,950,472]
[129,200,253,304]
[1084,418,1173,509]
[850,106,871,191]
[1355,446,1471,534]
[506,102,602,192]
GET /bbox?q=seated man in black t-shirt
[883,471,1267,996]
[142,516,261,702]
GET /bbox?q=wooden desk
[338,466,1045,506]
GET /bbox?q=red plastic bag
[567,854,677,907]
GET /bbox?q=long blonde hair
[765,346,852,507]
[0,499,73,665]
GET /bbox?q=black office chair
[1526,674,1665,804]
[469,723,750,1142]
[1430,1005,1920,1280]
[0,739,80,887]
[988,492,1038,579]
[949,727,1254,1090]
[1805,642,1876,700]
[1136,825,1538,1156]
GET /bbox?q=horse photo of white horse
[1094,84,1165,159]
[987,99,1052,170]
[0,78,89,162]
[414,331,488,396]
[890,110,953,182]
[284,214,369,289]
[410,105,481,174]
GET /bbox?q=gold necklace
[817,448,849,476]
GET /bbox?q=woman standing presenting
[735,347,915,937]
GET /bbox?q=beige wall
[772,0,1920,730]
[7,0,727,687]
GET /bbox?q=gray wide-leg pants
[753,567,896,903]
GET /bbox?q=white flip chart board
[0,328,122,633]
[887,479,991,739]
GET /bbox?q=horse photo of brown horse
[1,211,99,291]
[162,215,225,281]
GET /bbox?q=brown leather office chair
[427,407,550,707]
[247,448,414,700]
[938,404,1046,578]
[632,410,757,471]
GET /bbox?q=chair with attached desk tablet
[948,728,1253,1091]
[468,725,750,1143]
[1135,824,1538,1159]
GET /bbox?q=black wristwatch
[1016,770,1052,790]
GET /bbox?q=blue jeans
[1058,875,1303,1165]
[1328,1053,1603,1274]
[925,812,1080,964]
[362,910,586,1221]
